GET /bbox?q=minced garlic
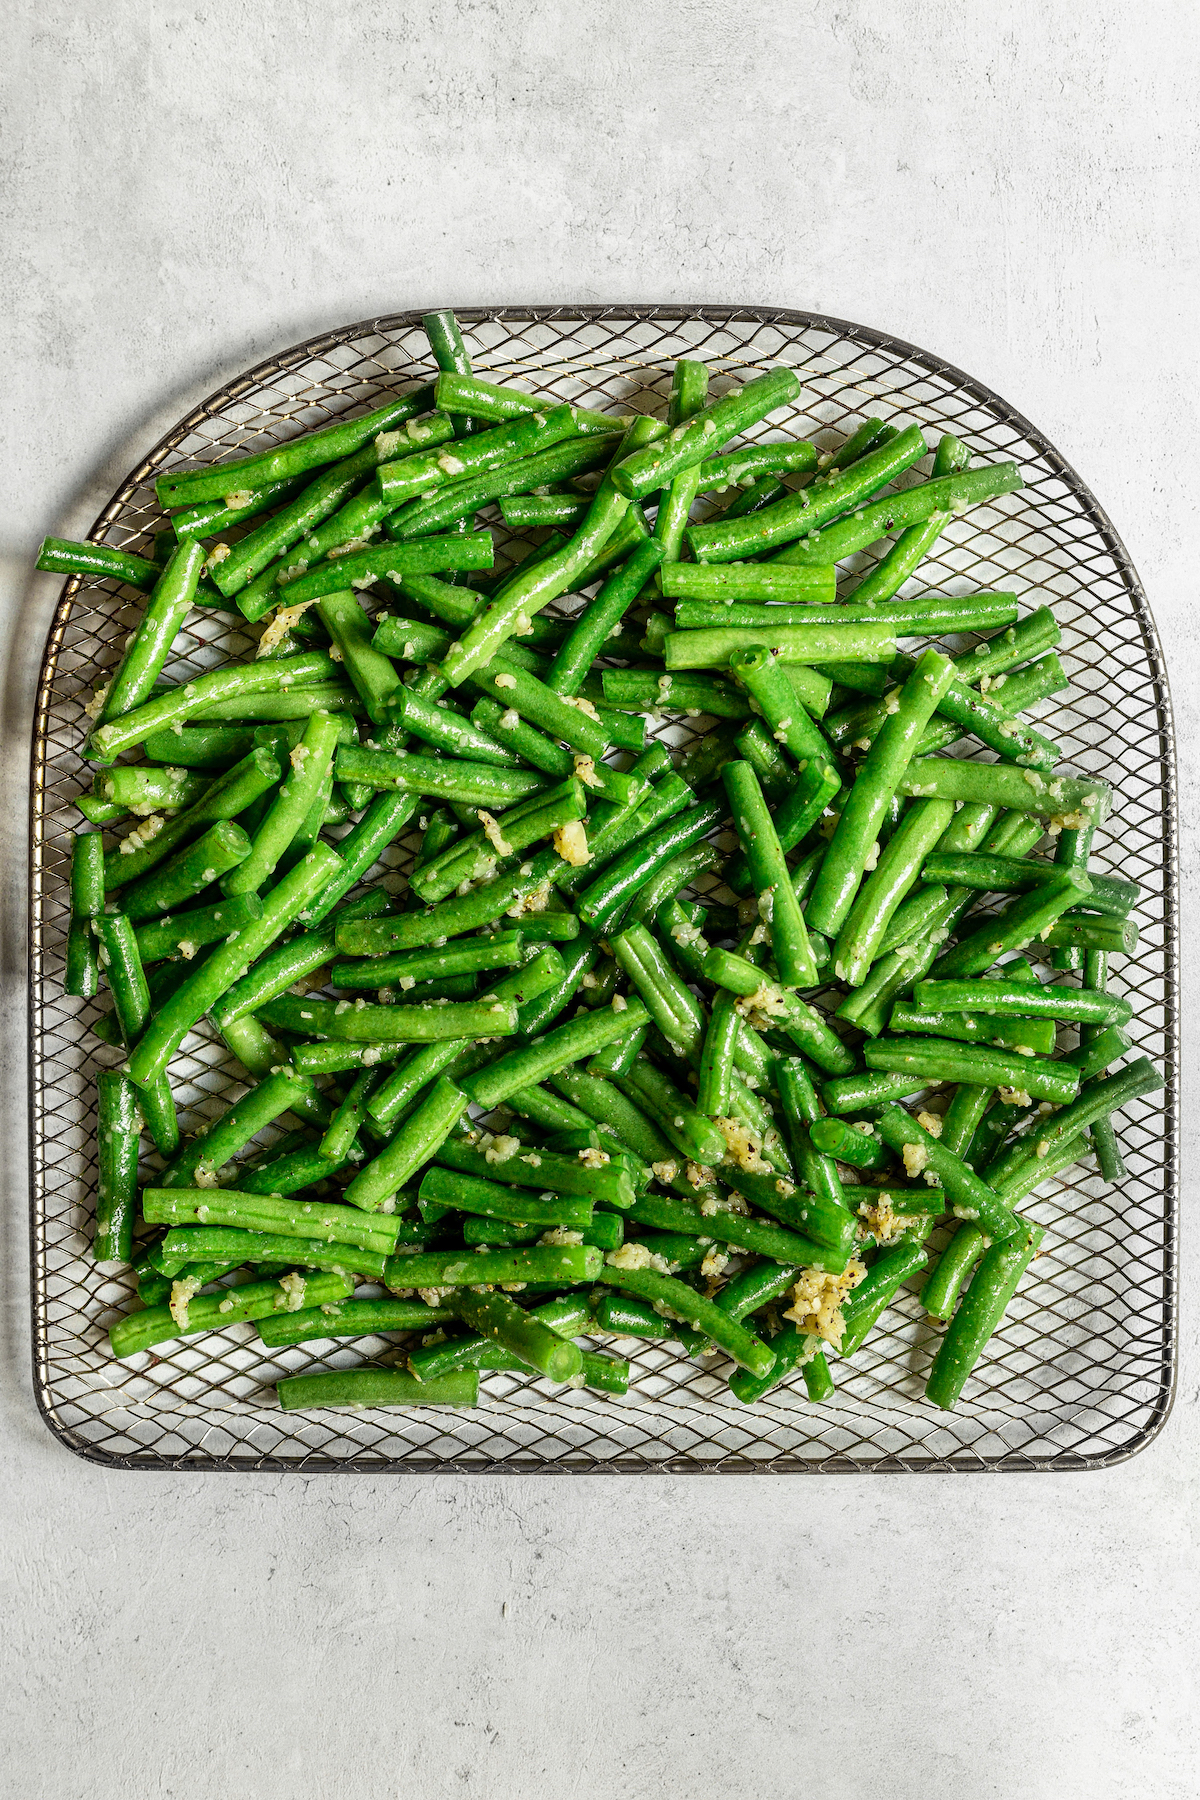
[783,1259,867,1347]
[553,820,590,866]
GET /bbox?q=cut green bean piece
[594,1262,774,1376]
[766,460,1024,569]
[808,650,957,938]
[865,1037,1078,1104]
[111,1271,355,1359]
[921,1222,988,1320]
[612,369,801,502]
[258,1296,456,1345]
[126,842,344,1089]
[872,1104,1022,1244]
[278,1367,478,1410]
[94,1069,140,1263]
[925,1223,1044,1409]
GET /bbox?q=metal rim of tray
[28,304,1179,1473]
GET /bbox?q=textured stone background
[3,4,1198,1795]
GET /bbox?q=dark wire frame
[27,305,1178,1473]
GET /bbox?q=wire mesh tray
[28,305,1178,1472]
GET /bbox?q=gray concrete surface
[3,4,1198,1795]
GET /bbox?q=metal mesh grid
[28,305,1178,1473]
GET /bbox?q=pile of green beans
[46,314,1161,1421]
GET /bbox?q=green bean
[338,1075,468,1211]
[436,1289,579,1383]
[693,439,819,493]
[143,1184,401,1253]
[377,405,582,506]
[156,388,438,509]
[86,650,338,763]
[95,540,208,726]
[306,594,403,725]
[839,432,969,603]
[430,371,625,437]
[194,682,363,722]
[594,1262,775,1376]
[93,911,179,1151]
[982,1056,1163,1194]
[154,1225,386,1282]
[919,851,1137,918]
[266,533,493,612]
[420,1168,593,1231]
[613,1055,725,1165]
[607,926,701,1058]
[872,1104,1022,1242]
[831,799,956,987]
[663,620,898,672]
[914,978,1130,1027]
[602,670,749,721]
[685,423,926,563]
[929,870,1090,979]
[589,1293,706,1352]
[224,709,343,895]
[541,542,666,697]
[126,842,343,1088]
[257,1295,457,1346]
[921,1221,987,1319]
[331,930,525,994]
[93,1069,140,1263]
[1035,915,1139,955]
[37,534,229,608]
[608,369,800,503]
[661,561,838,604]
[65,832,105,999]
[439,476,632,690]
[714,1260,804,1324]
[473,655,614,758]
[701,948,857,1074]
[76,794,127,826]
[133,896,264,972]
[304,791,420,926]
[410,783,587,904]
[386,686,520,767]
[500,495,588,528]
[807,650,956,936]
[170,473,312,542]
[887,1000,1055,1058]
[210,418,453,600]
[255,990,517,1044]
[547,1069,674,1166]
[384,1243,601,1291]
[421,310,480,438]
[727,647,838,775]
[837,1238,928,1357]
[387,434,618,551]
[695,988,739,1118]
[722,761,818,987]
[112,1269,355,1360]
[734,718,794,803]
[771,1057,857,1244]
[435,1137,635,1209]
[460,997,649,1111]
[363,952,563,1128]
[809,1117,896,1171]
[96,765,214,815]
[765,460,1024,569]
[925,1223,1044,1409]
[331,743,543,811]
[577,799,724,936]
[866,1036,1078,1104]
[118,819,252,920]
[899,759,1111,826]
[279,1366,478,1409]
